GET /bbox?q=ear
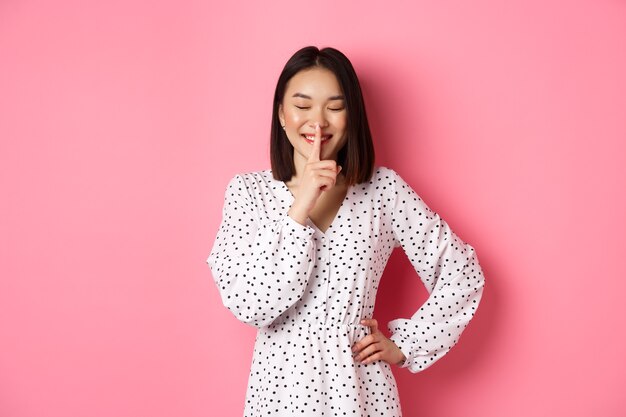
[278,103,285,126]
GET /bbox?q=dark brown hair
[270,46,375,186]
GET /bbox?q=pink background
[1,1,625,416]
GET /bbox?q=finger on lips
[308,123,322,162]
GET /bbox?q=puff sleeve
[206,174,317,328]
[386,169,485,373]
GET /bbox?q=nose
[308,109,329,129]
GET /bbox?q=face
[278,67,348,165]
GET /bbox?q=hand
[352,318,406,366]
[291,123,342,215]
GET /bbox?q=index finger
[308,123,322,162]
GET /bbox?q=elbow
[466,244,486,290]
[221,295,278,329]
[475,258,486,294]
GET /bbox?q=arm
[206,174,317,328]
[387,169,486,373]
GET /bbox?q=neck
[291,153,308,183]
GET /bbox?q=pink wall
[2,1,625,416]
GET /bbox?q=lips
[302,134,332,142]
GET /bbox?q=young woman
[207,45,485,416]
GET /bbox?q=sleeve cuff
[283,213,315,240]
[388,320,413,370]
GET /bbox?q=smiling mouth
[302,134,332,142]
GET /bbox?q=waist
[265,320,371,334]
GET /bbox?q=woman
[207,45,485,416]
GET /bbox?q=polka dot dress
[207,166,485,416]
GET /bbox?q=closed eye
[295,106,345,111]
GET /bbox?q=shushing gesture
[288,123,342,222]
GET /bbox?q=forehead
[284,67,342,97]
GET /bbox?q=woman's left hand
[352,318,406,366]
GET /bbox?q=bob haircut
[270,46,375,186]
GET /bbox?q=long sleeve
[386,169,485,373]
[206,174,317,328]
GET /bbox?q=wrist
[288,205,308,225]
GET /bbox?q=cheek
[284,110,305,125]
[333,114,347,131]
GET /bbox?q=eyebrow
[292,93,345,100]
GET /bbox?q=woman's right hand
[288,123,342,224]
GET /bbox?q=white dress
[207,166,485,416]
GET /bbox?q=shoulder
[370,166,426,203]
[367,165,403,188]
[229,168,271,182]
[225,169,272,188]
[223,169,280,200]
[372,165,399,181]
[350,166,403,200]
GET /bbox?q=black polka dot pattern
[207,166,486,416]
